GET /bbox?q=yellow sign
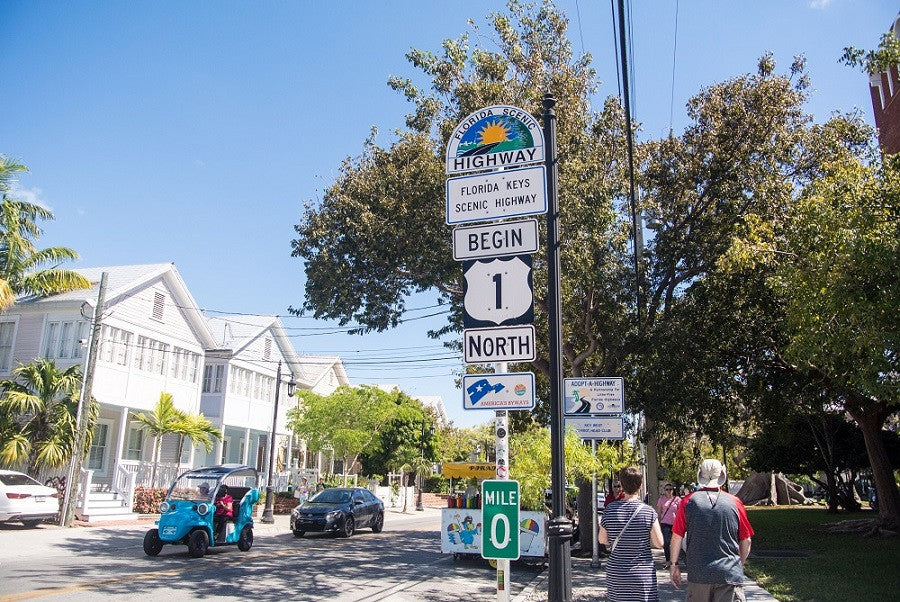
[441,462,496,478]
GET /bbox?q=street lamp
[416,420,435,511]
[261,360,296,524]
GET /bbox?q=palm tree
[131,393,186,487]
[0,359,96,473]
[0,155,90,309]
[172,413,222,475]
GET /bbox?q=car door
[352,490,371,527]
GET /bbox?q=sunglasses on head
[614,484,621,488]
[665,487,673,491]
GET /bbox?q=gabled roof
[293,354,349,390]
[206,314,302,379]
[16,263,217,348]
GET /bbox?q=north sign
[446,105,544,174]
[563,377,625,415]
[463,372,535,411]
[452,219,539,260]
[564,416,625,440]
[463,255,533,329]
[446,166,547,225]
[464,325,536,364]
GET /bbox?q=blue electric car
[143,464,260,558]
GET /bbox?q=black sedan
[290,487,384,538]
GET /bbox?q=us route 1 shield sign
[446,166,547,225]
[463,255,533,329]
[563,377,625,415]
[452,218,539,261]
[463,372,535,410]
[564,416,625,440]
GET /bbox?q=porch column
[187,441,196,469]
[214,426,225,464]
[113,406,129,478]
[285,434,293,469]
[242,427,251,465]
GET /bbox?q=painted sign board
[564,416,626,440]
[441,508,546,558]
[463,255,533,329]
[446,167,547,225]
[452,219,540,260]
[446,105,545,174]
[563,377,625,415]
[463,372,535,411]
[464,325,536,364]
[481,480,521,560]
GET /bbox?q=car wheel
[371,511,384,533]
[188,529,209,558]
[292,530,305,538]
[143,529,164,556]
[237,526,253,551]
[340,515,355,537]
[22,519,42,529]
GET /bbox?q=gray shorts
[686,582,745,602]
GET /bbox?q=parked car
[290,487,384,538]
[0,469,60,527]
[143,464,259,558]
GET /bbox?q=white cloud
[8,182,54,212]
[809,0,833,9]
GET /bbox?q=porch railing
[78,468,94,517]
[114,463,137,509]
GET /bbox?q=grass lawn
[744,506,900,601]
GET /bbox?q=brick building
[869,16,900,154]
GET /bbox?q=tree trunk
[851,409,900,530]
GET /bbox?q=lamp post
[415,420,434,511]
[261,360,296,524]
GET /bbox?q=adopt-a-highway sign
[463,372,535,410]
[563,377,625,415]
[481,479,520,560]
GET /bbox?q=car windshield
[309,489,351,504]
[0,473,41,487]
[168,473,219,501]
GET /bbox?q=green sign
[481,479,520,560]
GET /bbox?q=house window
[87,422,109,471]
[100,325,131,366]
[203,365,213,392]
[213,365,224,392]
[0,321,16,371]
[134,336,168,375]
[152,292,165,321]
[125,426,144,461]
[43,320,87,360]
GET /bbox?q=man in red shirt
[604,481,626,506]
[214,484,234,542]
[669,459,753,602]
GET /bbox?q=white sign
[563,378,625,415]
[446,166,547,225]
[445,105,544,174]
[463,256,533,328]
[464,325,536,364]
[565,416,625,440]
[463,372,535,410]
[452,219,539,260]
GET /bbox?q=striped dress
[600,499,659,602]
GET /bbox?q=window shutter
[152,292,165,320]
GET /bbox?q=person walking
[669,459,754,602]
[657,483,681,568]
[599,466,665,602]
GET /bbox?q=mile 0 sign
[445,105,544,174]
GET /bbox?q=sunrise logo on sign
[446,105,544,174]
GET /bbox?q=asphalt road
[0,509,545,601]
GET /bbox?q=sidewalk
[515,551,778,601]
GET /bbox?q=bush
[133,487,167,514]
[424,475,449,493]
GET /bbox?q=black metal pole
[416,419,425,511]
[543,93,572,601]
[261,360,282,523]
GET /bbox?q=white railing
[78,468,94,517]
[114,463,137,509]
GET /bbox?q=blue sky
[1,1,894,428]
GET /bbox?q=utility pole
[61,272,107,527]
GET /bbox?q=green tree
[172,412,222,476]
[0,155,90,309]
[0,359,96,472]
[131,392,187,487]
[288,385,407,483]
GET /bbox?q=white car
[0,469,59,527]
